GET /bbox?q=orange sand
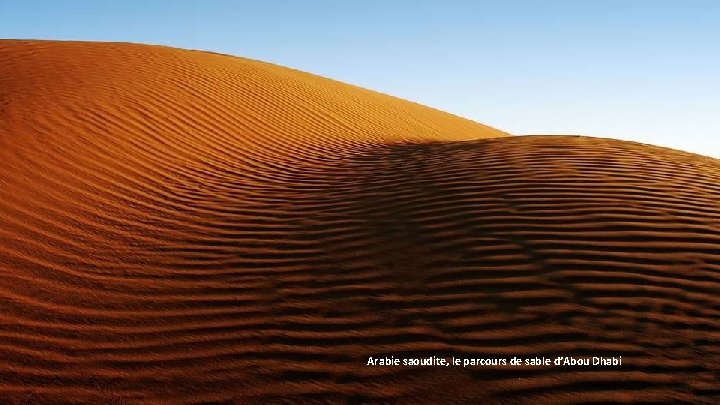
[0,40,718,404]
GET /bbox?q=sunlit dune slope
[1,40,719,404]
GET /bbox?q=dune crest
[0,40,718,404]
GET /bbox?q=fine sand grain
[0,40,718,404]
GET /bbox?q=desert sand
[0,40,719,404]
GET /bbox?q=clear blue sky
[2,0,718,158]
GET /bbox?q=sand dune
[0,40,719,404]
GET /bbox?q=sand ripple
[0,40,718,404]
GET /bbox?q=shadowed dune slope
[1,40,719,404]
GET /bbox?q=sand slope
[0,40,719,404]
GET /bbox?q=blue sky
[2,0,718,158]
